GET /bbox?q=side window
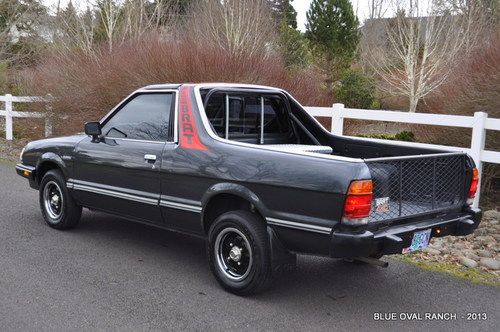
[102,93,173,141]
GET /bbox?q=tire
[39,169,82,230]
[207,210,273,296]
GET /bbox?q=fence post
[5,94,13,140]
[331,103,345,135]
[44,97,53,137]
[44,118,52,137]
[470,112,487,208]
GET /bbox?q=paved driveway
[0,163,498,331]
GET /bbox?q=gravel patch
[411,210,500,280]
[460,257,478,268]
[0,138,28,163]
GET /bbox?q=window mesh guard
[366,154,466,222]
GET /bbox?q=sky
[42,0,376,31]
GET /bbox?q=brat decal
[179,85,208,150]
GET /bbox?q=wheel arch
[201,183,269,234]
[35,153,67,184]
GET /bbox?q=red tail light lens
[467,168,479,205]
[343,195,373,217]
[342,180,373,225]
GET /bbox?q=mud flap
[267,226,297,276]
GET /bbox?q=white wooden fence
[1,94,498,207]
[304,103,500,207]
[0,94,52,140]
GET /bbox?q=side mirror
[84,122,101,142]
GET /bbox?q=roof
[141,83,281,91]
[142,84,182,90]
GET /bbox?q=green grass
[397,255,500,286]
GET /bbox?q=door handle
[144,154,157,162]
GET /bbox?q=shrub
[334,69,377,109]
[437,35,499,118]
[394,131,415,142]
[25,33,332,135]
[423,32,500,208]
[0,63,7,91]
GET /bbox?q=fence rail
[304,104,500,207]
[1,94,498,207]
[0,94,52,140]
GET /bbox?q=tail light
[467,168,479,205]
[342,180,373,225]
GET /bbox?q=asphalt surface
[0,162,498,331]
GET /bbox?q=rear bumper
[330,208,482,258]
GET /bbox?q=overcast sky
[42,0,376,31]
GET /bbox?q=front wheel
[39,169,82,230]
[207,210,273,296]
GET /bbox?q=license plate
[402,229,432,254]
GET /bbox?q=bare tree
[120,0,177,42]
[187,0,277,58]
[367,0,391,19]
[434,0,497,52]
[54,0,177,54]
[363,0,483,112]
[359,1,390,70]
[57,1,96,54]
[97,0,121,52]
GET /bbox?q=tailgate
[364,152,468,223]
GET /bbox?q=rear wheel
[207,210,273,295]
[39,169,82,229]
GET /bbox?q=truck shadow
[71,210,500,330]
[77,210,400,298]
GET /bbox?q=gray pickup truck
[16,83,481,295]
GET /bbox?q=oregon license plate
[402,229,432,254]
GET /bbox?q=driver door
[71,91,177,224]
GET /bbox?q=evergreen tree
[0,0,47,66]
[305,0,359,83]
[269,0,297,29]
[272,0,311,68]
[279,19,311,68]
[59,0,78,36]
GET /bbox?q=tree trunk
[409,97,418,113]
[325,54,335,93]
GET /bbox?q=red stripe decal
[179,85,208,151]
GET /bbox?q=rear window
[204,92,291,140]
